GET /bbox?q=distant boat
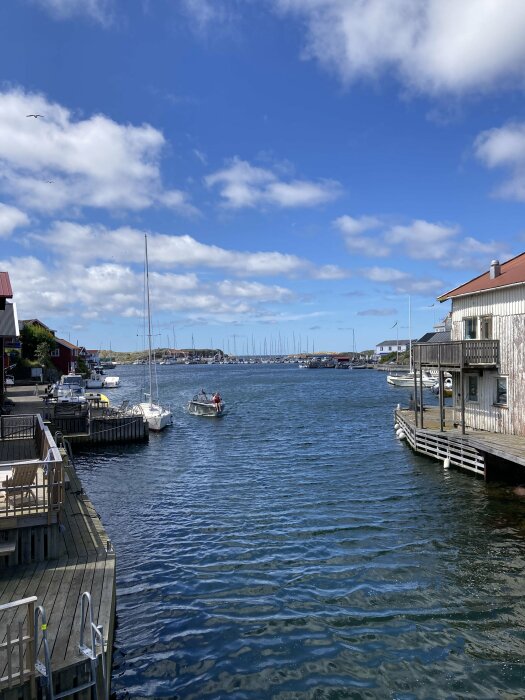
[188,390,225,417]
[132,235,173,431]
[103,376,120,388]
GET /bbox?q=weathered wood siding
[451,285,525,435]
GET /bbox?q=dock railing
[0,595,37,696]
[0,415,64,520]
[414,340,499,369]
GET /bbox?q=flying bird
[26,114,44,118]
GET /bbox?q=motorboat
[103,376,120,388]
[387,371,436,388]
[86,370,105,389]
[187,390,225,417]
[430,377,453,397]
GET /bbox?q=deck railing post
[413,346,418,428]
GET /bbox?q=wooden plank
[52,559,88,664]
[64,559,97,661]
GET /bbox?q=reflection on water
[74,365,525,699]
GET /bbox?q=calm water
[74,365,525,699]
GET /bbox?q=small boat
[131,235,172,431]
[387,371,435,388]
[86,370,105,388]
[430,377,453,397]
[103,376,120,388]
[187,390,225,417]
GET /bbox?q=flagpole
[396,322,399,364]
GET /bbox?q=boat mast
[408,295,412,371]
[145,234,153,408]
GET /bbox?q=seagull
[26,114,44,118]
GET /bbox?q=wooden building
[413,255,525,436]
[0,273,18,394]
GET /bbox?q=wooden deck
[396,407,525,476]
[0,458,115,695]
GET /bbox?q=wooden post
[419,364,424,429]
[438,345,444,432]
[413,346,419,428]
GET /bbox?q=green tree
[35,341,52,367]
[20,324,56,361]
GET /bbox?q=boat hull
[136,402,173,430]
[188,400,225,417]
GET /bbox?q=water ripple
[75,365,525,698]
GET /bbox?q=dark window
[495,377,507,405]
[464,317,477,340]
[467,375,478,402]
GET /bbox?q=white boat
[187,391,225,417]
[86,370,105,388]
[131,235,172,431]
[103,376,120,388]
[430,377,453,396]
[387,371,436,387]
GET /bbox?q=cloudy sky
[0,0,523,352]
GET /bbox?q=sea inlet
[73,364,525,699]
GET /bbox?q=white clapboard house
[414,255,525,436]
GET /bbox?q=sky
[0,0,524,353]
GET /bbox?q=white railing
[0,595,37,695]
[395,410,485,475]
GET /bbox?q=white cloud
[474,122,525,200]
[33,0,113,24]
[362,266,408,283]
[205,157,341,209]
[356,307,397,316]
[32,221,347,279]
[275,0,525,96]
[385,220,458,260]
[0,88,196,215]
[217,280,294,302]
[333,214,389,256]
[0,203,29,238]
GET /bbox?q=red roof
[438,253,525,301]
[0,272,13,299]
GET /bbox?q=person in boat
[212,391,222,412]
[199,389,207,401]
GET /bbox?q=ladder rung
[54,679,96,698]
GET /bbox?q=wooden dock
[0,422,115,698]
[395,406,525,479]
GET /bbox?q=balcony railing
[414,340,499,369]
[0,414,63,520]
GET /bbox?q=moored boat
[387,371,435,388]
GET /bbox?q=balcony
[0,414,63,522]
[413,339,499,370]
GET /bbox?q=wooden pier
[395,406,525,480]
[0,416,115,698]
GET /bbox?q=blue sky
[0,0,523,353]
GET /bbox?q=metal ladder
[35,592,108,700]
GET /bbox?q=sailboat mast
[145,235,153,407]
[408,295,412,371]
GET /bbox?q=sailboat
[134,235,173,431]
[386,296,435,388]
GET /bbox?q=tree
[35,341,52,367]
[20,324,56,361]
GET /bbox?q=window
[467,375,478,402]
[51,348,60,357]
[495,377,507,405]
[464,317,477,340]
[480,316,492,339]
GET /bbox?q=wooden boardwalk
[0,458,115,695]
[396,407,525,477]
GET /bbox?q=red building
[50,337,80,375]
[0,272,19,391]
